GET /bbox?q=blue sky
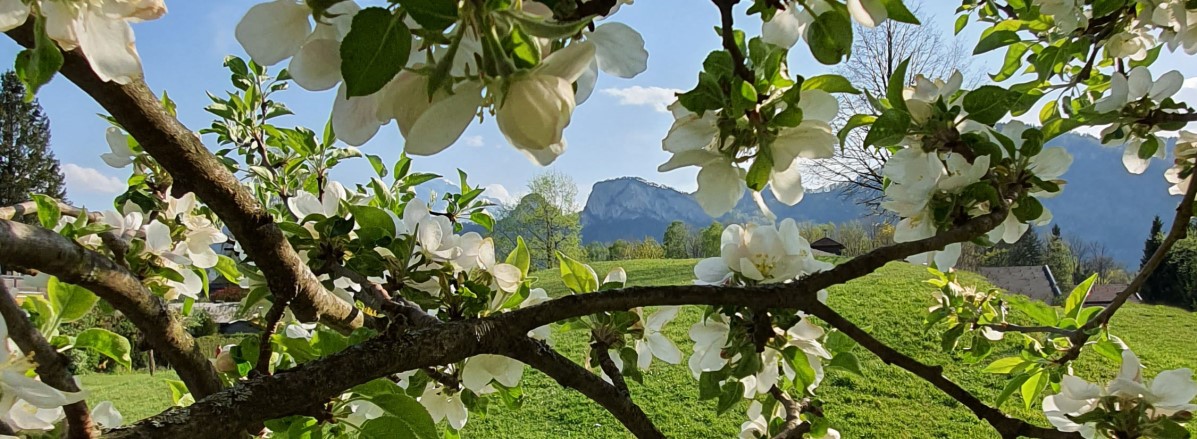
[5,1,1197,211]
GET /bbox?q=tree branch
[4,23,366,334]
[804,300,1079,439]
[507,337,664,439]
[0,200,128,265]
[1055,172,1196,364]
[0,283,98,439]
[0,219,223,398]
[978,322,1075,337]
[590,339,630,396]
[769,387,811,439]
[253,298,289,376]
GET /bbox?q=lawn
[83,259,1197,437]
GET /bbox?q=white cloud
[601,86,682,112]
[463,135,485,147]
[1185,77,1197,90]
[484,184,518,205]
[62,164,125,195]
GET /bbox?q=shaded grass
[82,259,1197,437]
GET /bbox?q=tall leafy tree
[0,71,65,207]
[1044,227,1077,291]
[699,221,723,257]
[662,221,692,259]
[492,171,582,268]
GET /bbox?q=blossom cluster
[236,0,648,165]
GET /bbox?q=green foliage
[493,172,583,268]
[340,8,412,97]
[663,221,694,259]
[699,222,723,258]
[184,310,219,338]
[1044,234,1077,291]
[0,71,65,208]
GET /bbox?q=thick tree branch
[4,24,366,333]
[0,284,97,439]
[979,322,1075,337]
[113,209,1011,437]
[507,337,664,439]
[0,200,128,265]
[804,300,1079,439]
[1056,173,1196,364]
[0,219,223,398]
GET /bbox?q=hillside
[578,133,1182,266]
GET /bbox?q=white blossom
[419,383,468,430]
[635,307,682,370]
[694,219,829,285]
[496,42,596,166]
[101,127,135,168]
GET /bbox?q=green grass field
[83,259,1197,438]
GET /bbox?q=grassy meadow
[83,259,1197,438]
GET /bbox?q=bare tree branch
[0,283,98,439]
[0,219,223,398]
[769,387,811,439]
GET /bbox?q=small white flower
[419,384,468,430]
[496,42,596,166]
[688,316,730,378]
[635,307,682,370]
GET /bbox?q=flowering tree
[0,0,1195,438]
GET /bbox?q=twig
[805,300,1080,439]
[1055,173,1196,364]
[254,298,290,376]
[421,367,461,390]
[0,283,98,438]
[509,337,663,439]
[769,387,812,439]
[712,0,755,84]
[326,265,440,328]
[590,339,630,396]
[978,322,1075,337]
[0,199,129,265]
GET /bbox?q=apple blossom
[1093,67,1183,117]
[461,354,524,393]
[688,315,731,378]
[90,401,122,429]
[0,317,86,430]
[288,180,348,219]
[694,219,830,285]
[1166,131,1196,195]
[100,127,134,168]
[15,0,167,84]
[576,22,649,102]
[496,42,596,165]
[1034,0,1087,34]
[419,383,468,430]
[634,306,683,370]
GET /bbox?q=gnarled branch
[0,219,223,398]
[0,284,97,438]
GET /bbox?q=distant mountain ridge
[579,133,1182,266]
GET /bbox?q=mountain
[579,133,1183,266]
[579,177,870,244]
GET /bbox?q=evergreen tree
[0,71,65,207]
[699,221,723,257]
[662,221,691,259]
[1044,232,1076,291]
[1007,228,1045,266]
[1141,216,1164,269]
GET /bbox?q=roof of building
[1085,284,1140,305]
[810,237,844,248]
[167,302,243,324]
[978,266,1060,303]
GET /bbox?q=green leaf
[367,154,388,178]
[954,15,969,35]
[1091,0,1127,17]
[828,352,864,376]
[1064,274,1098,320]
[31,194,61,230]
[361,393,438,439]
[991,42,1031,82]
[505,11,591,39]
[1012,196,1044,222]
[995,373,1030,407]
[745,152,773,192]
[470,211,494,233]
[557,252,598,294]
[801,74,861,94]
[887,58,911,113]
[974,30,1021,55]
[340,8,412,97]
[48,278,98,324]
[350,205,397,238]
[962,86,1011,125]
[1020,370,1047,410]
[698,372,722,400]
[166,379,194,407]
[75,328,133,369]
[213,255,243,283]
[716,380,744,415]
[503,26,541,69]
[14,16,63,97]
[506,237,531,276]
[807,11,853,65]
[983,357,1028,374]
[396,0,458,31]
[881,0,920,24]
[941,323,965,352]
[1093,340,1123,362]
[863,109,911,147]
[824,330,857,355]
[838,114,876,145]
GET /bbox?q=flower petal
[332,84,382,146]
[695,161,745,217]
[235,0,311,66]
[588,22,647,78]
[406,81,483,155]
[77,7,142,84]
[289,37,342,91]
